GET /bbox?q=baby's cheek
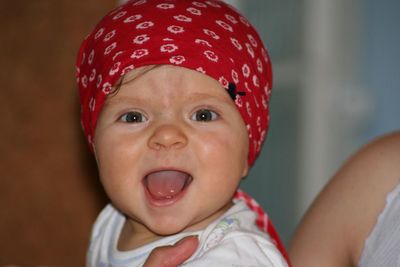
[94,132,128,182]
[201,132,246,170]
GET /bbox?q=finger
[143,235,199,267]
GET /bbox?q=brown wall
[0,1,117,265]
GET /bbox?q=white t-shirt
[359,183,400,267]
[87,200,288,267]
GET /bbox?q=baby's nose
[148,124,188,151]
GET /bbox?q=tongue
[145,170,190,200]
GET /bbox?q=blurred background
[0,0,399,265]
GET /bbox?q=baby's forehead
[118,65,230,101]
[122,64,223,89]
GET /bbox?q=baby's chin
[145,216,202,237]
[146,203,233,237]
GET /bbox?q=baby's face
[94,65,249,238]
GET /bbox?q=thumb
[143,235,199,267]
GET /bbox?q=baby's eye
[120,111,147,123]
[191,109,219,122]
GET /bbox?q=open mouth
[143,170,193,204]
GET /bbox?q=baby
[76,0,289,266]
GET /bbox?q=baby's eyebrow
[186,92,231,103]
[103,91,232,110]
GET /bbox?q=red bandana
[76,0,272,167]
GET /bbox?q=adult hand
[143,235,199,267]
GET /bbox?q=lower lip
[143,178,191,207]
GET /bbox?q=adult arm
[289,132,400,267]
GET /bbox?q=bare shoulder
[356,131,400,174]
[289,131,400,267]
